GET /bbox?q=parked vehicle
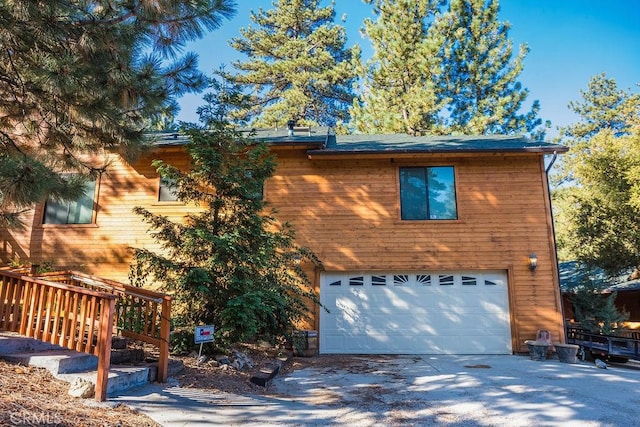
[565,325,640,362]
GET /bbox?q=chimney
[287,119,296,137]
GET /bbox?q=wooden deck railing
[0,270,116,401]
[32,271,172,384]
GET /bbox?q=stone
[111,336,128,350]
[215,355,230,365]
[68,378,95,398]
[232,351,253,369]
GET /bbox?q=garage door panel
[320,271,511,355]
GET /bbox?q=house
[560,261,640,327]
[0,128,568,354]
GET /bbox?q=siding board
[0,145,564,352]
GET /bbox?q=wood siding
[0,145,564,352]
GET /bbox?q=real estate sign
[194,325,215,344]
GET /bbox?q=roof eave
[307,146,568,159]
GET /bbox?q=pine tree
[436,0,544,138]
[352,0,446,135]
[0,0,235,228]
[219,0,360,128]
[562,73,640,143]
[571,274,629,335]
[130,120,321,344]
[552,75,640,273]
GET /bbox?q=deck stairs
[0,332,180,397]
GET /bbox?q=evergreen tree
[130,119,320,344]
[436,0,545,138]
[219,0,360,128]
[0,0,235,228]
[571,273,629,335]
[552,75,640,274]
[562,73,640,143]
[352,0,447,136]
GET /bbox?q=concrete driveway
[114,355,640,426]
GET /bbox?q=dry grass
[0,359,159,426]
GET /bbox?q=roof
[147,132,191,147]
[147,128,568,155]
[559,261,640,292]
[311,134,567,156]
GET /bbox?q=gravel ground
[113,354,640,426]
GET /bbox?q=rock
[233,350,254,369]
[215,355,230,365]
[595,358,608,369]
[196,355,208,365]
[68,378,95,398]
[231,359,242,370]
[111,336,128,350]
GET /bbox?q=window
[371,275,387,286]
[439,275,454,286]
[349,276,364,286]
[158,176,179,202]
[399,166,457,220]
[43,179,97,224]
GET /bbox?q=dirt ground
[0,343,359,427]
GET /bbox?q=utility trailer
[565,325,640,362]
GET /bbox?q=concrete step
[1,349,98,374]
[0,332,64,354]
[57,365,152,397]
[0,332,154,397]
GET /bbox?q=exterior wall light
[529,253,538,271]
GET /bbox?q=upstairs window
[399,166,457,220]
[43,178,97,225]
[158,176,179,202]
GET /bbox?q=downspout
[544,151,567,341]
[545,151,558,174]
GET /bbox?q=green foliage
[352,0,545,137]
[564,73,640,142]
[169,329,198,355]
[130,121,322,346]
[352,0,446,135]
[218,0,360,128]
[570,274,629,335]
[436,0,545,138]
[0,0,235,228]
[552,74,640,275]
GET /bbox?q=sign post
[194,325,215,358]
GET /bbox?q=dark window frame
[399,166,458,221]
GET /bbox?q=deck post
[95,297,116,402]
[157,296,172,382]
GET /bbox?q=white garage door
[319,271,512,354]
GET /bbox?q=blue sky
[177,0,640,138]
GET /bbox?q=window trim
[398,165,458,221]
